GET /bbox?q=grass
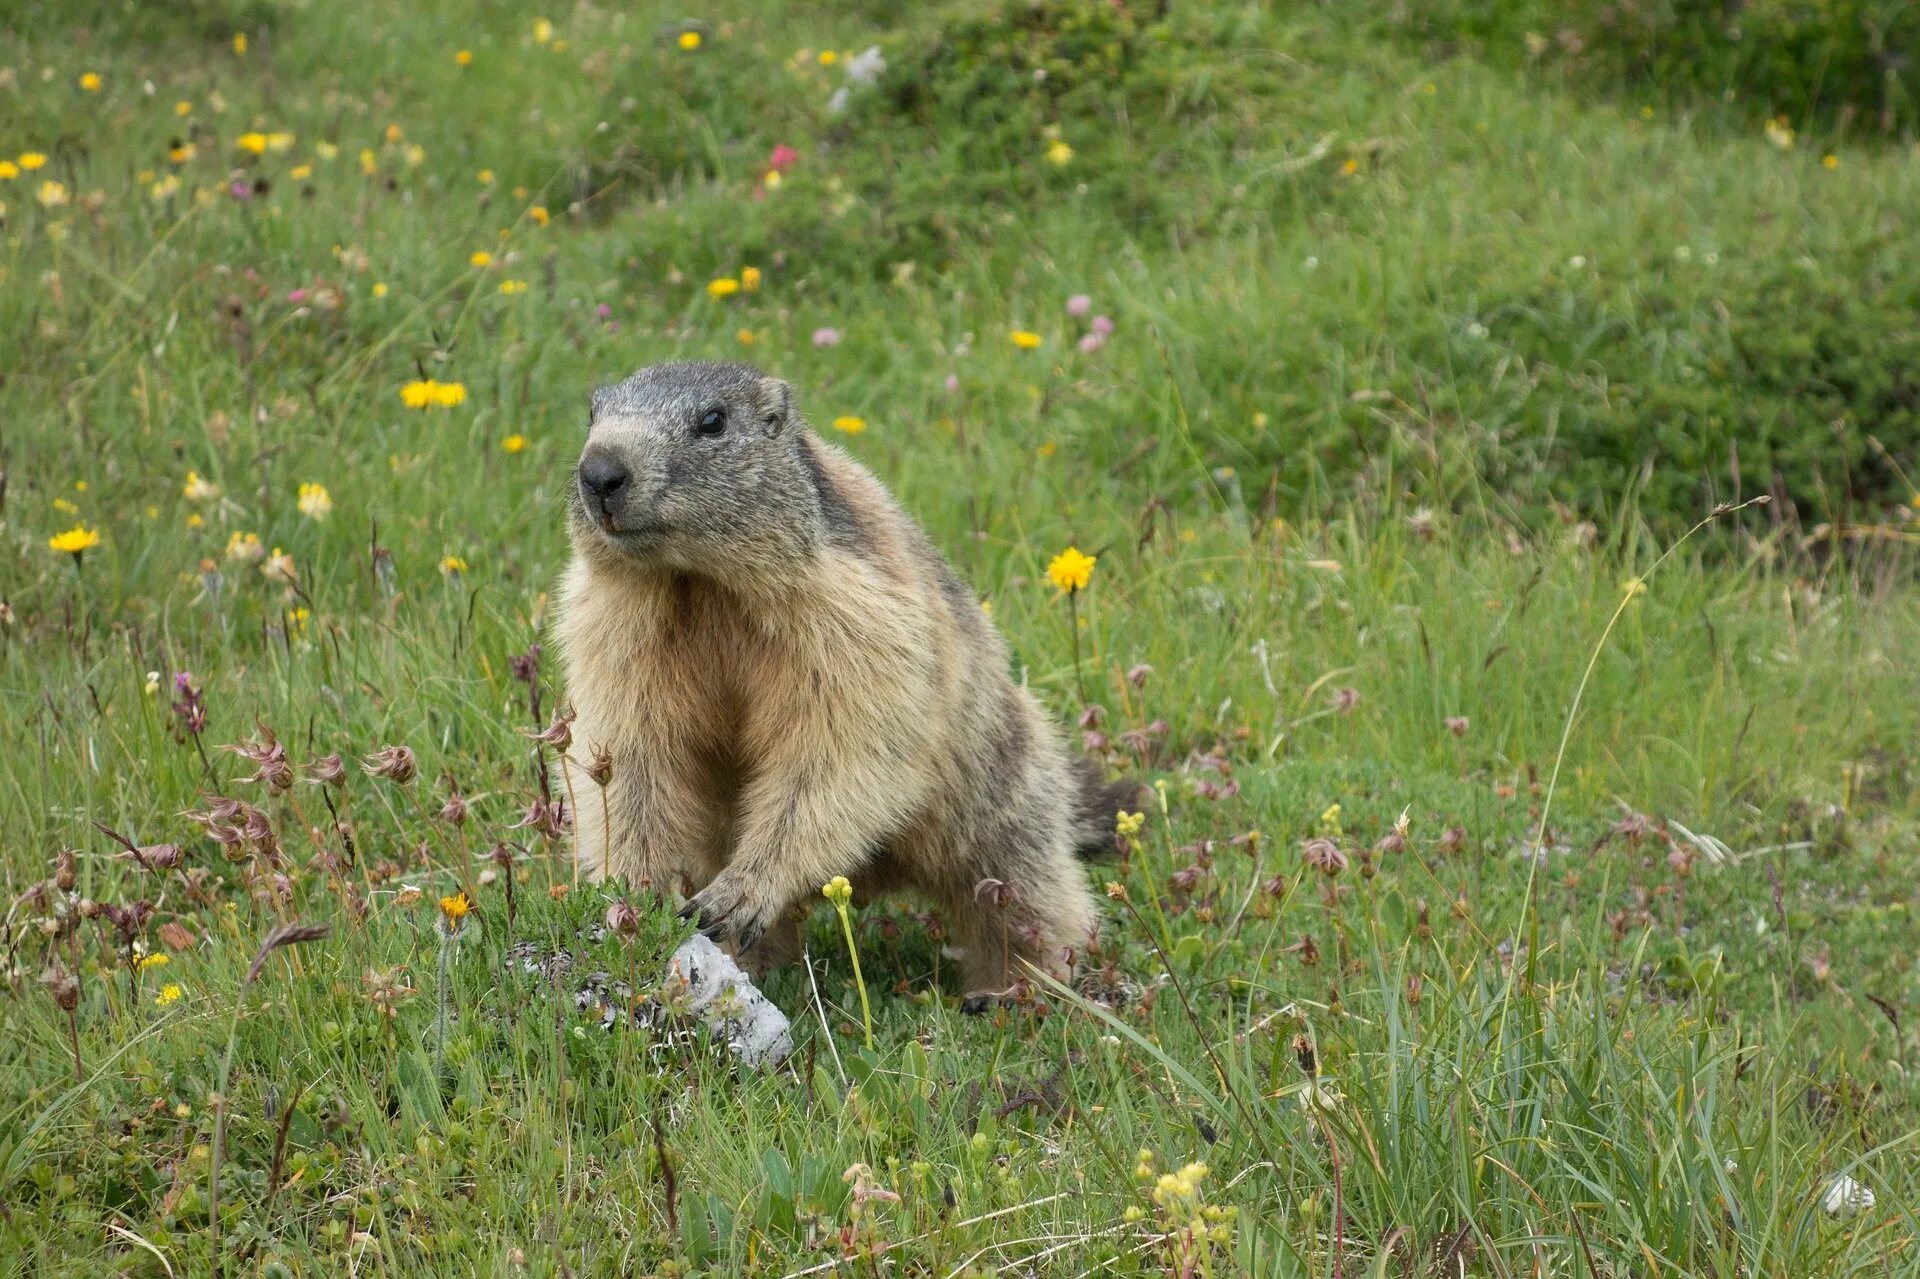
[2,0,1918,1274]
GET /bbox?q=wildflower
[226,725,294,792]
[706,276,741,298]
[363,966,416,1017]
[1010,330,1042,350]
[456,49,473,67]
[1116,811,1145,839]
[236,132,268,155]
[470,250,493,268]
[819,49,838,65]
[823,875,853,906]
[232,32,248,55]
[1445,715,1469,737]
[741,265,762,291]
[606,900,641,937]
[440,892,470,923]
[371,282,387,297]
[502,434,527,453]
[400,379,468,408]
[845,45,886,86]
[265,131,295,152]
[1822,1174,1876,1217]
[587,744,614,786]
[155,983,183,1006]
[37,180,69,208]
[150,174,181,199]
[19,152,48,171]
[1822,153,1838,169]
[359,148,377,175]
[832,415,867,434]
[525,709,575,751]
[145,671,161,695]
[136,953,171,972]
[0,160,16,180]
[296,482,333,520]
[440,555,468,574]
[289,163,312,181]
[736,328,756,345]
[305,754,346,786]
[532,17,554,43]
[812,326,842,347]
[678,29,702,50]
[769,143,799,172]
[225,531,265,564]
[261,547,297,585]
[363,745,418,783]
[1302,837,1348,876]
[79,72,103,92]
[1066,294,1091,317]
[1764,116,1795,150]
[175,100,192,116]
[1046,546,1095,593]
[1299,1079,1343,1116]
[1342,157,1360,174]
[49,525,102,563]
[1045,138,1073,165]
[499,278,527,294]
[530,205,550,226]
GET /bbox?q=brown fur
[554,362,1123,1005]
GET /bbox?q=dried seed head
[524,709,576,751]
[1445,715,1470,738]
[438,783,468,828]
[304,753,347,786]
[42,964,81,1013]
[245,920,332,983]
[224,724,295,793]
[362,745,418,784]
[54,849,77,891]
[1292,1032,1317,1076]
[586,744,614,787]
[605,900,641,938]
[1078,704,1106,730]
[1126,664,1153,690]
[1301,837,1348,876]
[1329,686,1360,714]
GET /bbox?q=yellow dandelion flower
[384,123,403,144]
[19,152,48,171]
[289,163,313,181]
[155,983,183,1006]
[233,32,248,55]
[1341,157,1360,174]
[706,276,741,298]
[53,497,79,515]
[183,471,221,502]
[169,141,197,163]
[405,143,426,166]
[502,434,527,453]
[0,160,17,180]
[530,205,550,226]
[372,281,388,297]
[36,180,69,208]
[236,132,268,155]
[1045,138,1073,166]
[477,168,495,185]
[740,265,762,291]
[264,131,294,153]
[818,49,838,66]
[679,30,702,50]
[532,17,554,44]
[433,381,468,407]
[1010,330,1042,350]
[186,512,204,528]
[48,525,103,556]
[296,482,333,520]
[764,168,782,189]
[359,147,377,175]
[499,278,528,295]
[1822,153,1839,169]
[832,415,867,434]
[736,328,755,345]
[440,555,469,574]
[470,250,493,268]
[315,140,339,160]
[1046,546,1096,593]
[79,72,103,92]
[456,49,473,67]
[440,892,471,922]
[175,100,192,116]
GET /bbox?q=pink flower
[1066,294,1091,317]
[769,144,799,173]
[1078,332,1106,354]
[944,373,960,392]
[288,288,308,303]
[811,327,842,347]
[1091,314,1115,335]
[596,303,612,320]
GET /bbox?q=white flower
[845,45,886,87]
[1567,254,1588,269]
[1822,1174,1875,1218]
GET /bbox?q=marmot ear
[757,376,794,437]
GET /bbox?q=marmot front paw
[679,870,781,954]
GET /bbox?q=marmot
[554,361,1131,1009]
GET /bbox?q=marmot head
[570,361,829,578]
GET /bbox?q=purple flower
[1077,332,1106,354]
[1066,294,1092,317]
[1091,314,1115,335]
[944,373,960,393]
[595,303,612,320]
[288,288,308,304]
[812,327,842,347]
[229,181,253,201]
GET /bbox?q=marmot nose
[578,453,631,508]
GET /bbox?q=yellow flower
[297,482,333,520]
[0,160,17,180]
[49,525,102,556]
[530,205,550,226]
[678,30,702,50]
[736,328,755,345]
[155,983,183,1007]
[385,123,404,144]
[1010,330,1042,350]
[470,250,493,268]
[186,512,204,528]
[440,555,469,574]
[315,140,339,160]
[236,131,268,155]
[401,379,469,409]
[456,49,473,67]
[262,548,298,585]
[136,953,171,971]
[706,276,741,298]
[1621,576,1647,598]
[1116,810,1145,839]
[53,497,79,515]
[79,72,103,92]
[1822,153,1839,169]
[175,100,192,116]
[1341,157,1360,175]
[265,131,294,152]
[499,278,527,295]
[1764,116,1795,150]
[225,530,265,563]
[372,282,388,297]
[289,163,312,181]
[532,17,554,44]
[434,381,468,407]
[502,433,527,453]
[233,32,248,55]
[822,875,853,905]
[359,147,378,175]
[183,471,221,502]
[740,265,762,291]
[405,144,426,166]
[19,152,48,171]
[818,49,838,66]
[1046,546,1096,593]
[440,892,471,922]
[477,168,495,185]
[764,168,782,189]
[1045,138,1073,166]
[36,180,69,208]
[832,415,867,434]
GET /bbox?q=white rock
[662,934,794,1069]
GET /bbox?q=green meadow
[2,1,1917,1274]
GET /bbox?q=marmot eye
[696,407,727,437]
